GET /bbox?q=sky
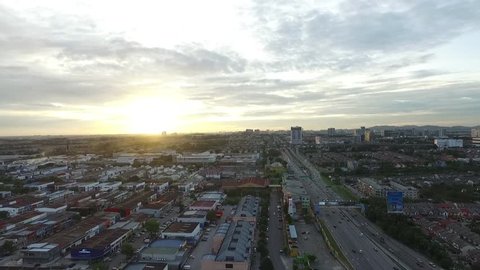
[0,0,479,135]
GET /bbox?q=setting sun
[114,97,201,134]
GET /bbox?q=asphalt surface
[285,148,440,270]
[267,191,289,270]
[295,220,344,270]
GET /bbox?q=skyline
[1,0,480,136]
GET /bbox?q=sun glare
[123,98,181,134]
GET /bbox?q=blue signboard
[386,191,404,214]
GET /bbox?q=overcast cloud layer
[0,0,479,135]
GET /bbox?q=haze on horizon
[1,0,479,136]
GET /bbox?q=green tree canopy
[144,219,160,237]
[121,243,134,258]
[206,210,218,223]
[1,241,16,255]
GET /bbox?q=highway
[284,147,439,270]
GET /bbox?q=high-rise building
[472,128,480,147]
[290,126,303,144]
[365,129,374,142]
[327,128,336,136]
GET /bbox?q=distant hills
[368,125,479,130]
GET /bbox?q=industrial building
[201,221,255,270]
[390,181,419,200]
[177,210,208,227]
[231,196,259,223]
[161,222,201,244]
[21,242,61,265]
[139,239,187,269]
[434,139,463,149]
[189,200,218,211]
[70,228,130,260]
[357,178,390,198]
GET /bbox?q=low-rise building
[176,152,217,164]
[189,200,218,211]
[177,210,207,226]
[390,181,419,200]
[231,196,259,223]
[24,181,55,191]
[197,191,226,203]
[21,242,61,265]
[125,262,169,270]
[35,203,68,215]
[434,139,463,149]
[201,221,254,270]
[161,222,201,244]
[139,239,187,269]
[70,228,130,260]
[357,178,390,198]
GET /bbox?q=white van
[183,265,191,270]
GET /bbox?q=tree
[121,243,134,258]
[206,210,218,223]
[144,219,160,237]
[0,211,9,219]
[91,262,108,270]
[260,258,274,270]
[1,241,16,255]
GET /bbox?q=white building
[290,126,303,145]
[177,210,207,225]
[176,152,217,164]
[434,139,463,149]
[77,182,99,192]
[390,181,418,200]
[35,204,68,214]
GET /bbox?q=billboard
[386,191,404,214]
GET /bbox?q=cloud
[0,0,479,134]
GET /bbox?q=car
[303,236,308,240]
[301,231,306,234]
[279,249,283,253]
[351,249,356,253]
[373,247,378,252]
[333,225,337,228]
[202,237,208,241]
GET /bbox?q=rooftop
[216,221,254,262]
[125,263,168,270]
[163,222,199,234]
[23,242,59,253]
[190,200,216,208]
[76,229,129,250]
[178,210,207,218]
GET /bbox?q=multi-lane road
[284,147,439,270]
